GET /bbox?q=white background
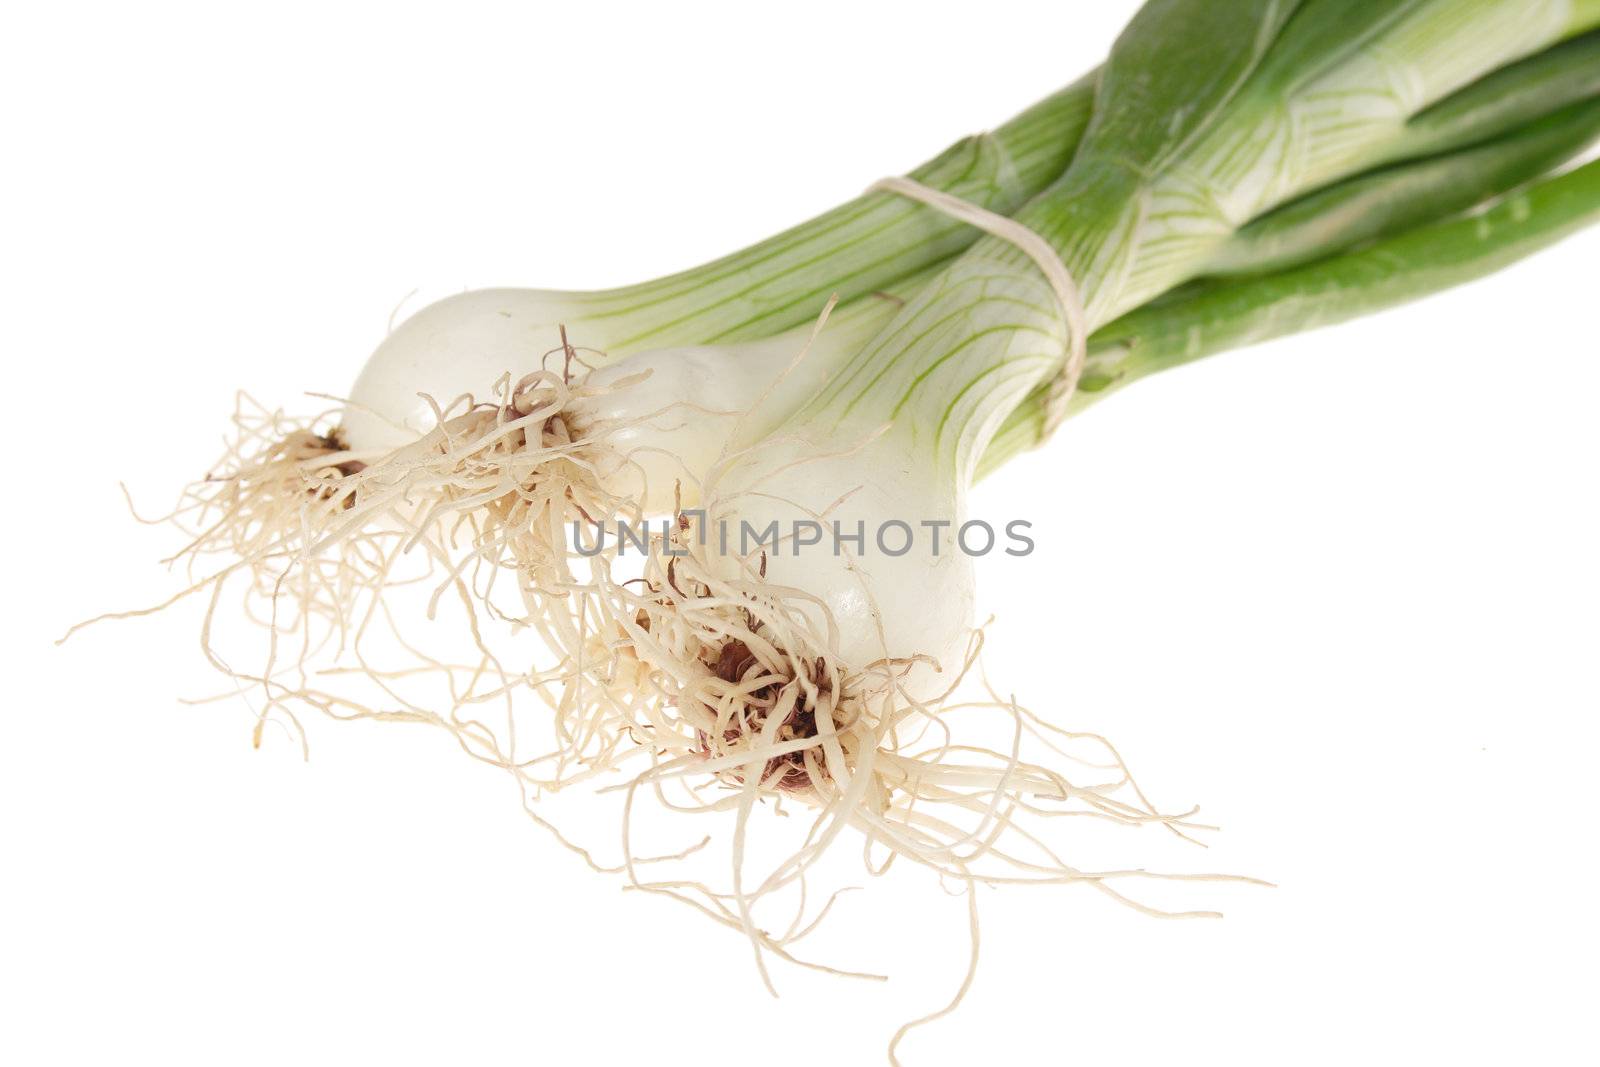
[5,2,1598,1064]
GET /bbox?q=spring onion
[83,3,1600,1060]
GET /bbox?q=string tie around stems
[869,175,1088,440]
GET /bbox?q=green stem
[800,0,1593,489]
[1211,97,1600,277]
[982,159,1600,474]
[1399,30,1600,159]
[540,74,1098,356]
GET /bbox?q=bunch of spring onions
[84,1,1600,1059]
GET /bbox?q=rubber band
[869,175,1088,439]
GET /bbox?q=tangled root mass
[77,330,1256,1061]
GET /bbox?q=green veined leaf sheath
[1209,95,1600,276]
[531,74,1098,357]
[981,159,1600,475]
[1398,30,1600,159]
[1026,0,1598,329]
[801,0,1593,491]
